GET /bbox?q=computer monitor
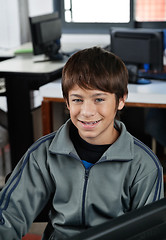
[110,28,164,73]
[29,12,63,61]
[69,198,166,240]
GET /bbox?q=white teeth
[81,120,99,125]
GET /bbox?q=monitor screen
[110,28,164,73]
[29,12,62,61]
[68,198,166,240]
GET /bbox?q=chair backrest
[0,125,8,148]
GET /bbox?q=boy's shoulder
[133,136,158,162]
[117,121,161,168]
[131,137,163,184]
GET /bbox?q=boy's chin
[78,131,98,143]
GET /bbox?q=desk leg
[42,100,53,135]
[6,77,34,169]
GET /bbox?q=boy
[0,47,164,240]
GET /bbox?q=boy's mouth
[79,120,101,125]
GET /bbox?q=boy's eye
[72,99,83,103]
[95,98,104,102]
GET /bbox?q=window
[64,0,130,23]
[135,0,166,22]
[54,0,166,33]
[54,0,134,33]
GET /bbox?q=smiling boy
[0,47,164,240]
[67,86,123,145]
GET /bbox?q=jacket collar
[101,121,134,162]
[49,119,77,155]
[49,119,134,162]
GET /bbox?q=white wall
[28,0,53,16]
[0,0,53,49]
[0,0,20,48]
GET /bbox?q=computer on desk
[69,198,166,240]
[110,28,164,84]
[138,70,166,81]
[29,12,64,62]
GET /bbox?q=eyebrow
[69,93,108,98]
[69,94,83,98]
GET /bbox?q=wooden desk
[0,55,67,169]
[39,80,166,136]
[127,81,166,108]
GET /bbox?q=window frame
[53,0,135,33]
[53,0,166,33]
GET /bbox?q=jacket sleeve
[0,146,53,240]
[130,165,164,210]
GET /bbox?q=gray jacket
[0,120,164,240]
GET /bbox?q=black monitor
[110,28,164,73]
[29,12,63,61]
[68,198,166,240]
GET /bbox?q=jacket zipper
[82,168,90,226]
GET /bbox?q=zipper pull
[85,169,89,180]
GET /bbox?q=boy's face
[67,85,126,145]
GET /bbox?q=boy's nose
[81,102,96,117]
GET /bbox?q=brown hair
[62,47,128,110]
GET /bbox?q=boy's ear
[118,95,127,110]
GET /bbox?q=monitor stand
[48,52,64,61]
[33,52,64,63]
[33,54,50,63]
